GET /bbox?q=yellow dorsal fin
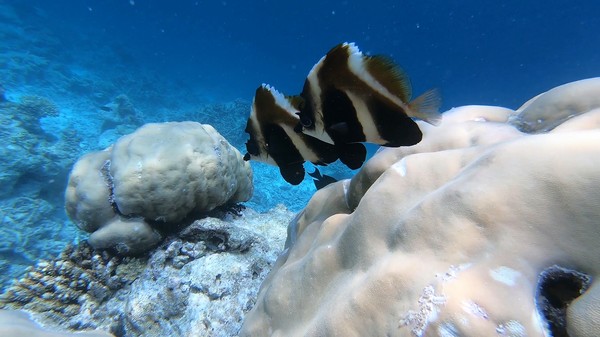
[365,55,412,103]
[408,88,442,125]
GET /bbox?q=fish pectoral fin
[327,122,352,143]
[408,88,442,125]
[329,122,349,135]
[280,163,305,185]
[265,128,293,156]
[337,143,367,170]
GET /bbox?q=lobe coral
[240,78,600,337]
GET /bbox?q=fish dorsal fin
[365,55,412,103]
[286,95,305,111]
[254,84,300,127]
[408,88,442,125]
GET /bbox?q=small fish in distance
[294,42,441,148]
[243,84,345,185]
[307,167,338,190]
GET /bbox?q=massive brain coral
[65,122,253,255]
[240,78,600,337]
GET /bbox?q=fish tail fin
[408,88,442,125]
[307,167,322,179]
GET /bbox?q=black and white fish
[244,84,352,185]
[294,42,441,147]
[243,42,439,185]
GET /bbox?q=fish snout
[245,139,260,157]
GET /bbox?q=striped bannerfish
[244,84,366,185]
[295,42,441,147]
[243,42,440,184]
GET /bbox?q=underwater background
[1,0,599,295]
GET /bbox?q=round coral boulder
[109,122,253,222]
[65,122,253,255]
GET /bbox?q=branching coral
[0,241,137,327]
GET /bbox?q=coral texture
[0,242,138,329]
[64,150,114,233]
[0,96,84,286]
[512,77,600,133]
[0,96,82,199]
[240,78,600,337]
[110,122,252,221]
[65,121,253,255]
[1,205,292,337]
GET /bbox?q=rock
[1,205,292,337]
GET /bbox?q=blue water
[0,0,599,288]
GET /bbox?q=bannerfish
[307,167,338,190]
[244,84,365,185]
[294,42,441,147]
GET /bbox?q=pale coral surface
[65,122,253,255]
[240,78,600,337]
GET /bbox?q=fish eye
[300,114,313,127]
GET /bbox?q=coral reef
[0,97,81,198]
[97,94,145,149]
[1,205,292,337]
[188,99,252,150]
[0,89,304,291]
[0,96,83,287]
[14,96,59,134]
[240,78,600,337]
[0,197,58,273]
[65,121,253,255]
[0,241,139,329]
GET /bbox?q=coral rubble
[1,205,292,337]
